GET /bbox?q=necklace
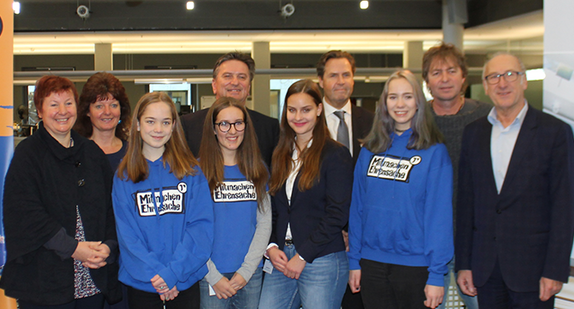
[431,97,465,115]
[395,128,407,133]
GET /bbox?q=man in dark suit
[317,50,373,309]
[317,50,374,165]
[456,52,574,308]
[181,52,279,167]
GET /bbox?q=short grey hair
[482,52,527,80]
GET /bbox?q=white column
[251,41,271,116]
[403,41,423,70]
[94,43,113,71]
[442,0,466,50]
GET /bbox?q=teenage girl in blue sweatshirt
[197,97,271,309]
[112,92,214,309]
[348,70,453,309]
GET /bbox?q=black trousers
[127,285,196,309]
[360,259,428,309]
[19,294,104,309]
[476,259,555,309]
[341,284,365,309]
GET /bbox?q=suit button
[78,179,85,187]
[493,236,497,240]
[496,209,502,214]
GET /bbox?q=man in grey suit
[456,52,574,308]
[317,50,373,309]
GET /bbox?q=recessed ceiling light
[186,1,194,10]
[360,1,369,10]
[13,1,21,14]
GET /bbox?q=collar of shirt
[323,98,352,116]
[488,101,528,193]
[487,100,529,131]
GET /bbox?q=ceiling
[12,10,543,55]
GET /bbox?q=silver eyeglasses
[484,71,524,85]
[214,121,246,133]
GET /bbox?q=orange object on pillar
[0,0,17,308]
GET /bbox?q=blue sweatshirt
[112,158,214,293]
[348,130,454,286]
[211,165,262,273]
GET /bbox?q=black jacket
[456,106,574,291]
[0,122,121,305]
[270,139,353,262]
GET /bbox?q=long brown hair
[269,79,331,195]
[362,70,443,153]
[199,97,268,207]
[117,92,198,183]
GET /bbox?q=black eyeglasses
[214,121,246,133]
[484,71,524,85]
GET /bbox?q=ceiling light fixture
[13,1,21,14]
[360,1,369,10]
[186,1,194,10]
[526,68,546,81]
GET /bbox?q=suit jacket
[351,105,374,165]
[181,108,280,168]
[455,105,574,292]
[270,139,353,263]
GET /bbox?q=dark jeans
[18,294,104,309]
[127,285,196,309]
[360,259,428,309]
[477,259,555,309]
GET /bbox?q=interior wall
[470,80,543,111]
[13,52,399,121]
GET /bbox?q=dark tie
[334,111,350,149]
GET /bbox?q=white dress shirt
[266,140,312,254]
[488,102,528,193]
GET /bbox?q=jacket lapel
[476,119,499,197]
[351,106,361,153]
[498,106,537,197]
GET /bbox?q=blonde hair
[362,70,443,153]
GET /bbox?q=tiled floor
[556,277,574,308]
[444,284,466,309]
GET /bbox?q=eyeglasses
[484,71,524,85]
[214,121,246,133]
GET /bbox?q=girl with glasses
[198,97,271,309]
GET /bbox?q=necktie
[334,111,350,149]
